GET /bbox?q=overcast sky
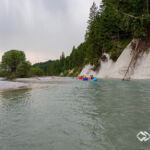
[0,0,100,63]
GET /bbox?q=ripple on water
[0,79,150,150]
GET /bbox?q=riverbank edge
[80,41,150,80]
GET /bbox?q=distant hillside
[33,60,53,75]
[34,1,150,77]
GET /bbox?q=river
[0,78,150,150]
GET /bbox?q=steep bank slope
[80,41,150,80]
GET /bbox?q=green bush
[1,50,32,79]
[7,73,16,80]
[29,67,44,77]
[63,70,69,76]
[110,50,121,61]
[92,58,100,69]
[16,61,31,78]
[0,71,6,77]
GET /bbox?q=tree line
[1,0,150,78]
[43,0,150,76]
[0,50,44,79]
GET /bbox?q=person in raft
[90,75,94,79]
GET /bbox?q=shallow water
[0,78,150,150]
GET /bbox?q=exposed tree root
[122,31,150,80]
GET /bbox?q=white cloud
[0,0,101,63]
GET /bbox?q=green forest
[1,0,150,78]
[0,50,44,79]
[37,0,150,77]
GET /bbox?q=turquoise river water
[0,78,150,150]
